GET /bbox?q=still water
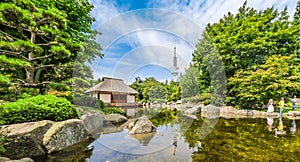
[36,111,300,161]
[87,114,300,161]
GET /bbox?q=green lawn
[280,106,300,113]
[258,106,300,113]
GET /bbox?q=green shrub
[76,106,104,117]
[0,120,5,153]
[0,95,78,124]
[200,93,211,105]
[181,93,211,105]
[101,107,125,116]
[228,55,300,109]
[181,95,201,104]
[74,95,105,109]
[150,98,166,104]
[76,105,125,116]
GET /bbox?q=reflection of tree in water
[290,119,297,136]
[275,115,286,137]
[177,118,300,161]
[172,125,179,156]
[136,108,178,126]
[267,118,273,132]
[33,139,94,162]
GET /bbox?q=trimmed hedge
[76,106,125,116]
[0,95,78,124]
[101,107,125,116]
[74,95,106,109]
[181,93,211,105]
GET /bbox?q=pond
[36,111,300,161]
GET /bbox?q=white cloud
[88,0,298,81]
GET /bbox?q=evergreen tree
[0,0,102,100]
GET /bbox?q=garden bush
[181,93,211,105]
[181,95,201,104]
[76,106,103,117]
[0,95,78,124]
[229,55,300,109]
[74,95,106,109]
[101,107,125,116]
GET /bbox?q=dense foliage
[190,1,300,108]
[101,107,125,116]
[130,77,181,103]
[0,0,102,101]
[229,55,300,109]
[74,95,106,109]
[179,66,200,98]
[0,120,4,153]
[76,106,125,116]
[0,95,78,124]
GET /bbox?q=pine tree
[0,0,102,100]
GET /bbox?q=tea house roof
[85,77,138,94]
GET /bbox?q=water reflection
[290,119,297,136]
[35,113,300,161]
[89,115,300,161]
[130,132,156,146]
[267,118,273,132]
[275,115,286,137]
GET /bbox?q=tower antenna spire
[172,44,179,81]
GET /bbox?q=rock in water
[81,113,103,138]
[103,114,127,126]
[184,105,201,115]
[128,116,156,135]
[43,119,90,154]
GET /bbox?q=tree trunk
[26,32,36,85]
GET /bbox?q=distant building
[172,45,179,81]
[85,77,138,107]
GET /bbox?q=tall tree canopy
[229,55,300,109]
[0,0,102,100]
[194,2,298,79]
[192,1,300,108]
[179,66,200,98]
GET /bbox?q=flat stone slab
[184,105,201,115]
[103,114,127,125]
[3,120,53,136]
[285,111,300,116]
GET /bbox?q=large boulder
[42,138,94,162]
[80,113,103,138]
[285,111,300,117]
[4,157,34,162]
[43,119,90,154]
[0,120,53,159]
[103,114,127,126]
[128,116,156,135]
[201,105,221,119]
[0,157,11,161]
[184,105,201,115]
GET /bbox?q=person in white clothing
[267,99,274,113]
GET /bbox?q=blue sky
[87,0,297,84]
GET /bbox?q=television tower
[172,45,179,81]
